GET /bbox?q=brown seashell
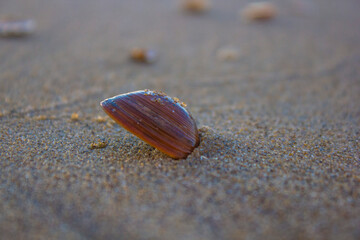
[100,90,200,159]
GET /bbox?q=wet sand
[0,0,359,239]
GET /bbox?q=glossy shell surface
[100,90,200,159]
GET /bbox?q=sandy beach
[0,0,359,239]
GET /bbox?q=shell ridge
[138,91,194,131]
[134,93,198,145]
[117,97,195,153]
[130,94,198,148]
[110,97,194,154]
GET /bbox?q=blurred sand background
[0,0,359,239]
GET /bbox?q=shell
[0,17,35,37]
[100,90,200,159]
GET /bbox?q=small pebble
[0,17,35,38]
[216,47,240,61]
[240,2,277,21]
[93,115,107,123]
[89,140,108,150]
[199,125,212,132]
[70,113,80,121]
[130,47,157,63]
[34,115,48,121]
[181,0,211,14]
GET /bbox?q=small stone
[181,0,211,14]
[199,125,212,132]
[93,115,107,123]
[241,2,277,21]
[70,112,80,121]
[216,46,240,61]
[89,140,108,149]
[34,115,48,121]
[130,47,157,63]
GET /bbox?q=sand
[0,0,359,239]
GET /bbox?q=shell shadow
[188,126,240,160]
[107,126,240,162]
